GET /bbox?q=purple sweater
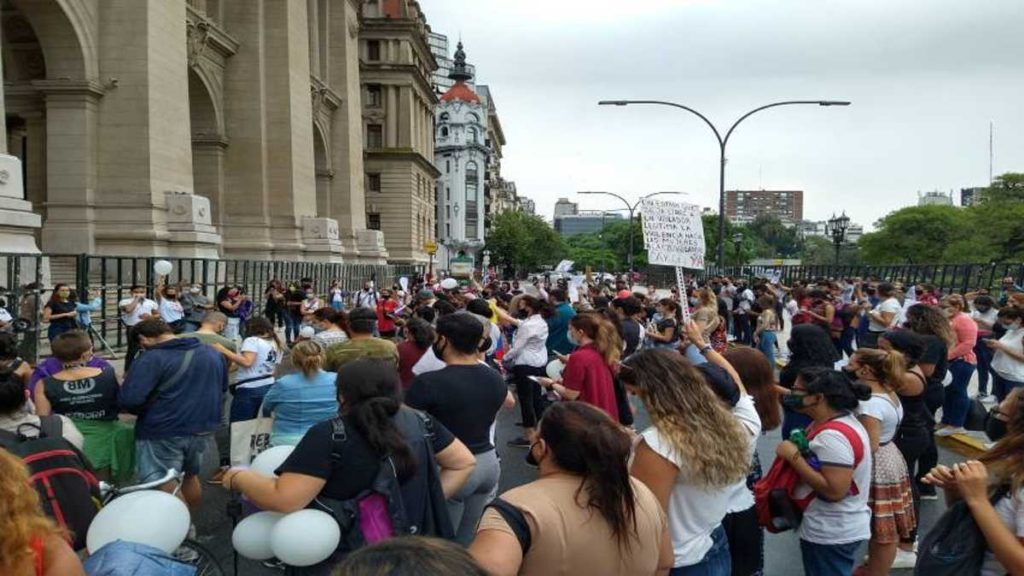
[29,356,113,394]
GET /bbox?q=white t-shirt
[796,414,872,545]
[235,337,281,389]
[119,297,158,326]
[412,347,446,376]
[971,308,1000,331]
[641,426,738,567]
[992,326,1024,382]
[856,394,903,444]
[725,394,763,514]
[158,299,184,323]
[982,488,1024,576]
[868,297,902,332]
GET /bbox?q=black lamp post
[731,232,744,265]
[825,212,850,265]
[598,99,850,270]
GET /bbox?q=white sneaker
[935,426,966,437]
[891,548,917,569]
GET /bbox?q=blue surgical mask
[567,329,579,347]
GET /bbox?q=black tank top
[897,370,932,430]
[43,366,119,421]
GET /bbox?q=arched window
[440,126,449,138]
[468,127,478,144]
[439,112,450,122]
[468,113,479,124]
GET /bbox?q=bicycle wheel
[175,539,227,576]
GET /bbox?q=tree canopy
[483,211,565,277]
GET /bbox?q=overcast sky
[423,0,1024,230]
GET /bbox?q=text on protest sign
[641,199,706,269]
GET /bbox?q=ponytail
[290,340,325,378]
[571,313,622,367]
[854,348,906,392]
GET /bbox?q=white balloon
[87,491,190,554]
[250,445,294,477]
[271,510,341,567]
[546,359,565,380]
[440,278,458,290]
[153,259,173,276]
[232,511,284,561]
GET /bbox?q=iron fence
[0,253,422,363]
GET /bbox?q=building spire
[449,41,473,82]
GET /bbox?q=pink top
[948,312,978,364]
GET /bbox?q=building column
[0,21,41,254]
[23,112,47,213]
[191,137,228,229]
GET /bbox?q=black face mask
[517,309,530,320]
[432,339,447,360]
[986,409,1009,442]
[479,336,493,353]
[841,366,858,380]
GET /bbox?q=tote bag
[230,404,273,466]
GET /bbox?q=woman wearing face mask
[937,295,978,436]
[41,283,78,343]
[846,349,917,575]
[775,368,873,576]
[216,285,246,340]
[971,295,999,401]
[495,295,552,448]
[779,324,841,438]
[646,299,681,350]
[986,307,1024,402]
[537,312,622,421]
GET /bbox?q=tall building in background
[554,211,624,237]
[360,0,440,264]
[427,32,475,95]
[553,198,579,218]
[521,197,536,215]
[917,190,954,207]
[961,187,985,206]
[724,190,804,224]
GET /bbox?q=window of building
[367,40,381,61]
[440,112,450,122]
[446,160,450,173]
[468,113,479,124]
[366,124,383,149]
[366,84,382,107]
[466,162,479,238]
[446,223,451,237]
[367,213,381,230]
[440,126,448,138]
[367,173,381,193]
[468,127,478,144]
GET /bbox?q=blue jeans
[670,525,730,576]
[136,434,211,482]
[992,371,1024,402]
[230,385,271,423]
[800,539,862,576]
[975,337,994,394]
[757,331,777,367]
[941,359,976,427]
[283,313,301,344]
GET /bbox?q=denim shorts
[136,434,211,482]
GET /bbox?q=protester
[376,288,399,339]
[156,281,186,333]
[0,332,33,388]
[284,281,307,346]
[625,349,752,575]
[775,368,873,576]
[545,288,577,356]
[179,284,213,333]
[334,537,487,576]
[612,296,646,357]
[34,330,130,481]
[263,280,286,330]
[753,295,779,366]
[261,341,338,446]
[181,311,237,352]
[902,303,951,499]
[937,294,978,436]
[538,312,621,420]
[352,281,379,309]
[406,313,514,544]
[119,285,159,371]
[495,295,551,448]
[847,348,917,575]
[216,317,283,425]
[0,370,84,449]
[987,306,1024,401]
[312,307,349,350]
[0,449,86,576]
[779,324,840,438]
[324,307,399,371]
[971,294,999,402]
[329,280,345,312]
[862,282,902,349]
[221,359,476,572]
[646,298,681,350]
[119,318,226,520]
[74,288,103,336]
[397,318,434,389]
[216,285,247,340]
[41,284,78,343]
[470,402,672,576]
[466,298,502,360]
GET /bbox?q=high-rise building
[961,187,985,206]
[553,198,579,218]
[360,0,440,264]
[521,197,536,215]
[724,190,804,223]
[554,211,624,237]
[917,190,954,207]
[427,32,475,95]
[0,0,384,260]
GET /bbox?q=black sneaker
[918,485,938,501]
[507,436,531,448]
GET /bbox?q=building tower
[434,42,488,268]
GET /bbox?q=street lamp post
[598,99,850,270]
[577,191,686,274]
[731,232,744,266]
[825,212,850,266]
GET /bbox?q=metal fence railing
[0,253,423,364]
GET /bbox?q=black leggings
[513,364,548,429]
[895,425,931,542]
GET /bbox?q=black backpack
[0,415,102,551]
[915,486,1009,576]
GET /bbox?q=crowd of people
[3,270,1024,576]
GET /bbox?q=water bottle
[788,428,822,471]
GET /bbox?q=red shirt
[397,340,428,389]
[377,299,398,333]
[562,344,619,420]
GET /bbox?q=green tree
[981,172,1024,203]
[483,211,565,277]
[799,235,862,265]
[858,205,970,264]
[747,215,802,258]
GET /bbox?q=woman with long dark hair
[215,317,283,433]
[626,349,752,575]
[42,283,78,342]
[646,299,681,349]
[469,402,671,575]
[779,324,841,438]
[903,303,952,500]
[397,318,434,389]
[223,359,476,572]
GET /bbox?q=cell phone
[527,376,542,383]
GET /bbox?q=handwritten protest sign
[640,199,705,269]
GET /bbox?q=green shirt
[324,337,399,372]
[181,331,238,353]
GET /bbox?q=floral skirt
[868,441,917,543]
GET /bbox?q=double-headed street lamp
[577,190,686,273]
[825,211,851,265]
[731,232,745,265]
[598,99,850,269]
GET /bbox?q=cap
[616,289,633,299]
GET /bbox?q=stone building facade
[359,0,438,265]
[0,0,405,262]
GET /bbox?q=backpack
[0,415,102,551]
[754,420,865,533]
[915,486,1009,576]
